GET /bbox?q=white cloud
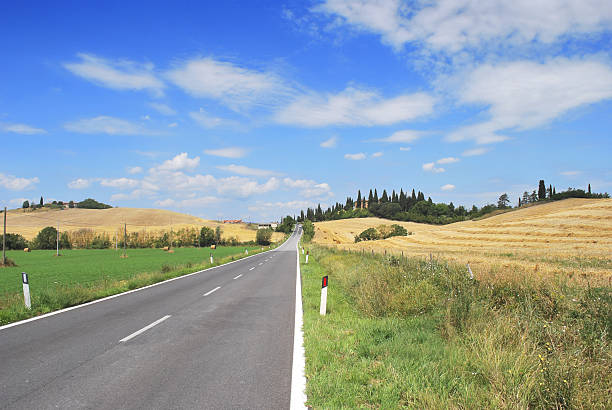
[462,147,489,156]
[217,164,280,177]
[168,122,178,128]
[320,136,338,148]
[344,153,366,160]
[100,177,140,189]
[441,184,455,191]
[155,152,200,172]
[155,198,176,207]
[560,170,582,176]
[166,57,291,111]
[127,166,143,175]
[1,123,46,135]
[399,146,411,151]
[372,152,383,158]
[216,176,280,197]
[283,178,333,198]
[275,87,434,127]
[67,178,91,189]
[0,173,39,190]
[204,147,247,159]
[148,102,176,116]
[64,53,164,96]
[422,162,445,173]
[316,0,612,53]
[448,58,612,144]
[374,129,422,143]
[248,200,316,216]
[189,109,237,129]
[155,196,220,208]
[437,157,459,164]
[64,116,161,136]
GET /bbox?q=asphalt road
[0,228,303,409]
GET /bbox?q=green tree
[22,200,29,209]
[497,193,510,208]
[588,183,591,195]
[69,200,75,208]
[199,227,215,246]
[538,180,546,200]
[356,190,362,208]
[256,228,273,245]
[39,196,43,206]
[302,220,315,242]
[215,226,222,244]
[4,233,28,250]
[34,226,57,249]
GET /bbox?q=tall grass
[303,245,611,408]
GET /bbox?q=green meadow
[0,246,263,325]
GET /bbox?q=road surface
[0,227,303,409]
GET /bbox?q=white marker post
[22,272,31,309]
[301,248,304,255]
[320,275,328,316]
[210,253,214,264]
[245,248,248,255]
[305,250,309,264]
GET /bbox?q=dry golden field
[4,207,284,243]
[313,198,612,285]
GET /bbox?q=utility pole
[2,207,6,265]
[56,220,59,257]
[123,223,127,258]
[115,230,118,250]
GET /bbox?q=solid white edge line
[233,274,243,280]
[290,229,307,409]
[119,315,171,343]
[203,286,221,296]
[0,240,287,332]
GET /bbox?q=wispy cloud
[100,177,140,189]
[68,178,91,189]
[1,123,46,135]
[399,146,411,151]
[422,162,445,173]
[204,147,248,159]
[320,136,338,148]
[345,153,366,160]
[217,164,280,177]
[560,170,582,176]
[148,102,176,116]
[275,87,434,127]
[127,166,143,175]
[373,129,422,143]
[64,116,162,136]
[283,178,333,198]
[155,152,200,172]
[0,173,39,190]
[64,53,164,96]
[189,109,238,129]
[462,147,489,156]
[372,152,383,158]
[437,157,459,164]
[441,184,455,191]
[166,57,291,111]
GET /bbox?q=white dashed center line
[203,286,221,296]
[249,267,255,271]
[119,315,171,343]
[233,274,242,280]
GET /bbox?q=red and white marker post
[22,272,31,309]
[320,275,328,316]
[305,250,309,264]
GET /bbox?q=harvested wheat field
[4,207,284,243]
[313,198,612,285]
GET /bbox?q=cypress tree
[40,196,43,206]
[381,190,388,203]
[588,184,591,195]
[417,191,425,201]
[518,198,522,207]
[553,186,556,196]
[399,189,406,210]
[548,184,552,198]
[368,189,374,204]
[374,189,379,203]
[356,190,362,208]
[411,189,417,201]
[538,180,546,200]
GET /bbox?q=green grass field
[300,244,611,408]
[0,245,264,325]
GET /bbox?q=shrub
[199,227,215,246]
[256,228,273,245]
[3,233,28,250]
[33,226,58,250]
[302,220,315,242]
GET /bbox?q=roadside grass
[0,245,268,325]
[300,245,611,408]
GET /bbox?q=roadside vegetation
[300,245,611,408]
[0,245,276,325]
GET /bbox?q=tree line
[295,181,609,226]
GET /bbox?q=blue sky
[1,1,611,221]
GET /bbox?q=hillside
[313,198,612,283]
[4,207,284,243]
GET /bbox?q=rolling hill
[313,198,612,284]
[3,207,284,243]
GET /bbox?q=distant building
[257,222,278,230]
[356,199,369,209]
[223,219,242,224]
